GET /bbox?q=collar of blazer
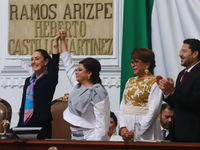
[176,63,200,88]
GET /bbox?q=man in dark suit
[156,38,200,142]
[159,103,174,140]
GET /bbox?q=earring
[88,76,90,79]
[144,68,149,74]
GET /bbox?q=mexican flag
[121,0,200,100]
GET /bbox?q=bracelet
[53,45,58,49]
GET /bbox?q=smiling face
[131,59,150,77]
[31,51,48,78]
[179,43,198,69]
[75,63,92,84]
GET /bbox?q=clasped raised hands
[55,29,67,41]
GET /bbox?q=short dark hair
[34,49,51,71]
[79,57,102,84]
[131,48,156,71]
[110,111,118,125]
[183,38,200,60]
[160,103,173,114]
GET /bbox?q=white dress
[119,76,162,140]
[61,51,110,141]
[110,134,123,141]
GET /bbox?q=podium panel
[1,140,200,150]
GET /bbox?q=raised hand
[60,29,66,40]
[58,29,68,53]
[165,77,175,94]
[55,31,61,41]
[155,75,164,89]
[155,75,175,95]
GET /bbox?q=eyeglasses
[129,60,142,65]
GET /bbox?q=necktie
[162,129,166,140]
[179,71,188,87]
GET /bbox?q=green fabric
[120,0,154,101]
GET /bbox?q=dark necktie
[162,129,166,140]
[179,71,188,87]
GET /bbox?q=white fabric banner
[152,0,200,80]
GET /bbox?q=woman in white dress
[56,30,110,141]
[119,48,162,141]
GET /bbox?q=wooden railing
[1,139,200,150]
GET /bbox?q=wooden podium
[1,140,200,150]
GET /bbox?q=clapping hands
[155,75,175,95]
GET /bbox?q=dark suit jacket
[165,62,200,142]
[17,54,60,138]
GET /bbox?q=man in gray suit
[156,38,200,142]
